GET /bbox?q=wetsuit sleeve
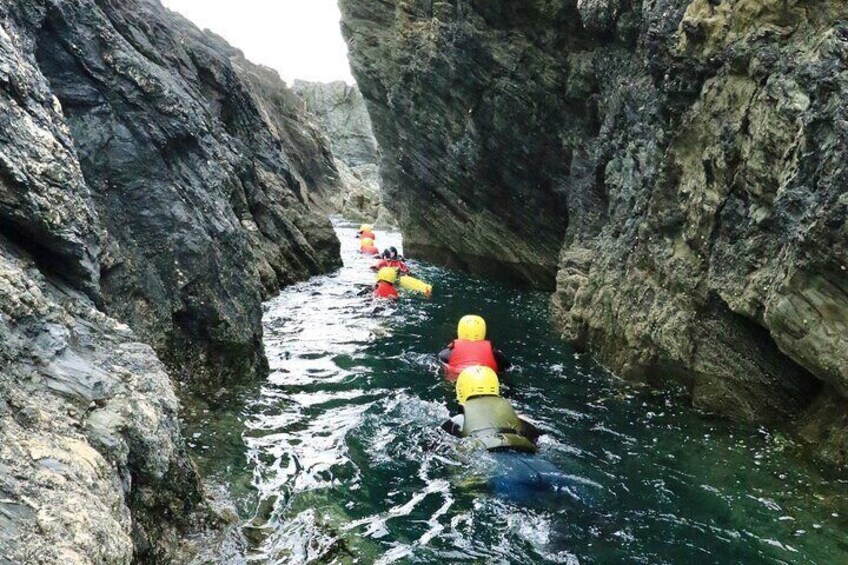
[493,348,511,370]
[441,414,464,437]
[517,417,542,444]
[438,348,452,364]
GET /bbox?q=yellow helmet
[360,237,375,247]
[457,315,486,341]
[376,267,398,284]
[456,366,499,405]
[359,224,373,233]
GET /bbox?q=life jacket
[358,230,375,240]
[461,396,537,453]
[373,281,399,299]
[446,340,498,376]
[361,244,379,256]
[373,258,410,274]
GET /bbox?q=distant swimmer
[360,237,379,256]
[373,267,400,299]
[357,224,376,240]
[439,315,510,380]
[371,247,410,275]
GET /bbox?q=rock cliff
[1,0,342,560]
[340,0,848,464]
[293,80,392,224]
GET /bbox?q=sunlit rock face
[0,0,343,560]
[293,80,393,225]
[341,0,848,464]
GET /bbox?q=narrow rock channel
[184,220,848,564]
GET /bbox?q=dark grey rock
[24,0,342,388]
[1,0,346,561]
[340,0,848,464]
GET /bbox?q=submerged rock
[340,0,848,464]
[0,0,344,560]
[293,80,393,225]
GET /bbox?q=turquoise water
[185,220,848,564]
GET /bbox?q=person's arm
[438,340,455,364]
[493,347,511,370]
[438,348,452,364]
[517,417,543,444]
[440,414,464,437]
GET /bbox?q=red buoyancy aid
[372,259,410,274]
[359,230,375,240]
[446,340,498,376]
[361,244,379,256]
[373,281,399,299]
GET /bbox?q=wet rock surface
[1,0,344,560]
[293,80,392,225]
[0,242,215,563]
[340,0,848,464]
[30,0,342,388]
[340,0,577,287]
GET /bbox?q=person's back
[374,280,399,299]
[360,237,379,256]
[439,315,509,378]
[457,395,538,453]
[447,339,499,372]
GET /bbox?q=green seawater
[184,219,848,564]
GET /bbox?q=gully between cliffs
[339,0,848,467]
[183,220,848,564]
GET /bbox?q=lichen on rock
[293,80,393,225]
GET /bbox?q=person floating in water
[373,267,400,299]
[439,315,511,380]
[441,366,540,453]
[442,366,582,504]
[371,247,410,275]
[357,224,376,240]
[360,237,379,256]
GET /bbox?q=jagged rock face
[27,0,341,388]
[0,243,211,562]
[0,0,343,560]
[292,80,393,225]
[340,1,581,287]
[292,80,379,168]
[341,0,848,463]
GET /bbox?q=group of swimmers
[355,224,544,458]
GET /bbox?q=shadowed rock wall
[1,0,344,560]
[340,0,848,465]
